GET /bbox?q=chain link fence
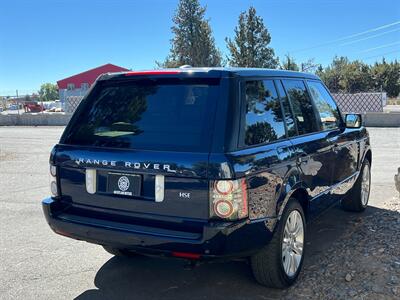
[65,96,84,113]
[332,92,386,113]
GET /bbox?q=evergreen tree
[158,0,221,68]
[225,6,278,68]
[317,56,349,92]
[316,56,400,96]
[280,54,299,71]
[370,59,400,97]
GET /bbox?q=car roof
[100,67,320,81]
[179,67,320,80]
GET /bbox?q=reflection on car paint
[299,157,322,176]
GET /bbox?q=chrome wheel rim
[361,164,370,206]
[282,210,304,277]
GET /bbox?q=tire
[102,246,137,257]
[341,159,371,212]
[250,198,306,288]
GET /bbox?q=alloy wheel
[361,164,370,206]
[282,210,304,277]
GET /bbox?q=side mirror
[345,114,362,128]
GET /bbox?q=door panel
[289,132,336,215]
[305,80,359,187]
[281,79,336,216]
[329,130,359,184]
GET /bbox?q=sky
[0,0,399,95]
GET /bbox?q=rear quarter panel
[209,140,299,226]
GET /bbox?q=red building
[57,63,129,104]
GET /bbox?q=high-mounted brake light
[125,70,181,76]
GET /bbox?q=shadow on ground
[74,205,384,300]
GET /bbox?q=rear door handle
[297,155,309,164]
[333,144,340,152]
[276,145,293,159]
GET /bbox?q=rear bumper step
[42,197,275,258]
[57,212,201,240]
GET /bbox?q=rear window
[282,79,320,135]
[63,78,219,152]
[244,80,286,146]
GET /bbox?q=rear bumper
[42,197,275,259]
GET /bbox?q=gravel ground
[0,126,399,300]
[284,197,400,300]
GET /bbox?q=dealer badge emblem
[118,176,130,191]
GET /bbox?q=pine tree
[158,0,221,68]
[226,6,278,68]
[281,54,299,71]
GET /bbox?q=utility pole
[16,89,20,115]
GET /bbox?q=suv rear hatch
[54,72,225,230]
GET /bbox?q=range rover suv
[43,68,371,288]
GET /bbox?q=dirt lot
[0,127,399,300]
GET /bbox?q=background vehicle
[42,68,371,288]
[23,101,43,113]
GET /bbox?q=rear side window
[307,81,341,130]
[64,78,219,152]
[275,80,297,137]
[244,80,286,146]
[282,80,320,135]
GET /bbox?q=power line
[339,27,400,46]
[361,49,400,60]
[335,20,400,40]
[291,20,400,53]
[359,41,400,53]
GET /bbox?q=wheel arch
[364,149,372,165]
[277,186,310,222]
[289,188,310,220]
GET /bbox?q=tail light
[210,179,248,220]
[49,164,59,197]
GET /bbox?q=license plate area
[107,172,141,197]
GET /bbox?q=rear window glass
[282,80,320,135]
[63,79,219,152]
[276,80,297,137]
[244,80,286,146]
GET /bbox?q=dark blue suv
[43,68,371,288]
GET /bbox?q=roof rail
[179,65,192,69]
